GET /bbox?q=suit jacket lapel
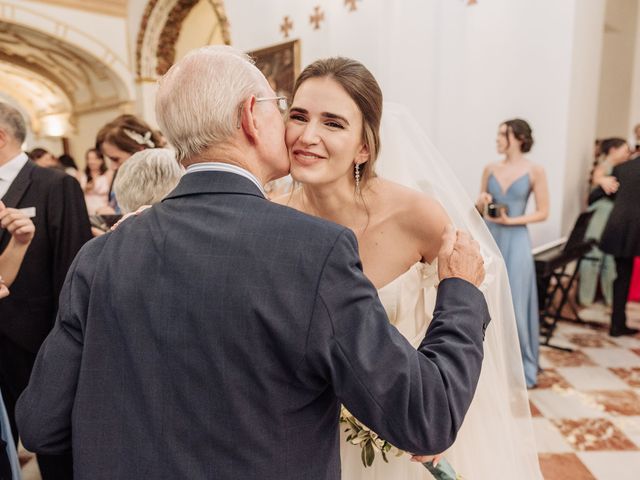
[0,161,34,246]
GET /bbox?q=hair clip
[124,129,155,148]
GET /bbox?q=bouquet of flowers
[340,406,462,479]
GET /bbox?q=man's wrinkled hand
[437,224,485,287]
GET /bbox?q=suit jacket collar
[1,159,35,208]
[163,170,266,202]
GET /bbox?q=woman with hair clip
[276,58,541,480]
[476,119,549,389]
[0,201,35,480]
[95,114,161,214]
[579,138,630,307]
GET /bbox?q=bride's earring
[354,163,361,195]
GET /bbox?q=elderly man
[17,46,489,479]
[0,103,91,479]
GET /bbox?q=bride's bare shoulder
[373,177,449,260]
[373,178,446,218]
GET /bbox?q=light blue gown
[485,173,539,388]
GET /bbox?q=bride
[275,57,541,479]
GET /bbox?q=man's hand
[598,175,619,195]
[437,224,485,287]
[0,202,36,245]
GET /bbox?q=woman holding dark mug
[475,119,549,388]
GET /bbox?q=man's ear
[239,96,259,145]
[0,129,8,150]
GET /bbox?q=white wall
[596,0,638,138]
[629,0,640,139]
[563,0,607,234]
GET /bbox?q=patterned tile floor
[533,301,640,480]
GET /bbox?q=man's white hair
[155,45,268,164]
[113,148,183,213]
[0,102,27,144]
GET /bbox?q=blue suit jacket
[17,171,490,479]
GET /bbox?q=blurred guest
[96,115,161,214]
[0,201,34,480]
[154,130,168,148]
[476,119,549,388]
[629,123,640,159]
[58,153,80,180]
[0,102,91,479]
[579,138,629,306]
[112,148,182,213]
[81,148,111,215]
[596,151,640,336]
[629,258,640,302]
[28,148,58,169]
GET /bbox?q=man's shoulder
[614,157,640,175]
[263,200,349,241]
[29,164,77,187]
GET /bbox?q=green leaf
[365,442,375,467]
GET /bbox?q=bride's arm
[409,195,450,264]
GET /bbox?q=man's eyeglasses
[255,96,289,114]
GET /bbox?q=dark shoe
[609,326,639,337]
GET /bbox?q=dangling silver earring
[354,163,361,195]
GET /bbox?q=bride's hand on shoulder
[110,205,152,231]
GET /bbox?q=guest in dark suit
[0,102,92,479]
[597,152,640,336]
[16,46,489,480]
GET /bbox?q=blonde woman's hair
[113,148,183,213]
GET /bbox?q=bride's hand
[410,453,443,465]
[110,205,152,231]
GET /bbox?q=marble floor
[533,301,640,480]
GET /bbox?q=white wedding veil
[376,103,542,479]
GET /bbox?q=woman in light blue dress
[476,119,549,388]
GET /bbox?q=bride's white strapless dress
[340,262,437,480]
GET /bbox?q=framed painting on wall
[247,40,301,101]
